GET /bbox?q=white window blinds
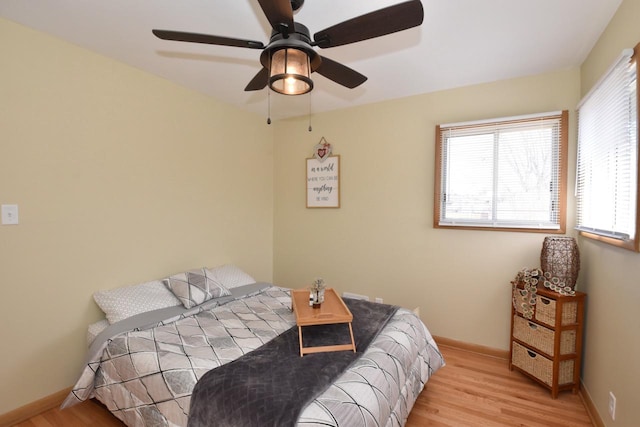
[576,48,638,242]
[436,111,566,231]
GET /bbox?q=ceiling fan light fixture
[269,47,313,95]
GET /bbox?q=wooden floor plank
[13,344,593,426]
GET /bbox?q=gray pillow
[163,268,231,308]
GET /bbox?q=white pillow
[87,319,110,346]
[93,280,182,324]
[206,264,256,289]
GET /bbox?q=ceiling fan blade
[245,68,269,91]
[313,0,424,48]
[257,0,294,33]
[315,56,367,89]
[152,29,264,49]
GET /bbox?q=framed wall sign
[306,155,340,208]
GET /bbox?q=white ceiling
[0,0,622,120]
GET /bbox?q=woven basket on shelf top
[540,236,580,289]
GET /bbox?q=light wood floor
[14,345,594,427]
[406,345,594,427]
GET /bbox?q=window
[576,45,639,251]
[435,111,568,232]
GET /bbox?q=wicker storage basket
[512,288,578,326]
[512,315,576,356]
[512,342,574,386]
[535,296,578,326]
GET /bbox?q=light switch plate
[1,204,19,225]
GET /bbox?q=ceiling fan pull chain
[267,89,272,125]
[308,92,312,132]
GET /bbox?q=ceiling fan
[152,0,424,96]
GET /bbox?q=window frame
[434,110,568,233]
[576,44,640,252]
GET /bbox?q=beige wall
[0,18,274,414]
[273,68,580,350]
[578,1,640,426]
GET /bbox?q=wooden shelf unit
[509,285,586,398]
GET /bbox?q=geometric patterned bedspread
[62,285,444,427]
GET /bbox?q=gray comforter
[62,284,444,427]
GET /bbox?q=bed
[62,265,444,427]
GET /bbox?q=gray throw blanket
[188,298,399,427]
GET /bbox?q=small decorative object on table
[511,268,542,320]
[310,277,326,308]
[540,236,580,293]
